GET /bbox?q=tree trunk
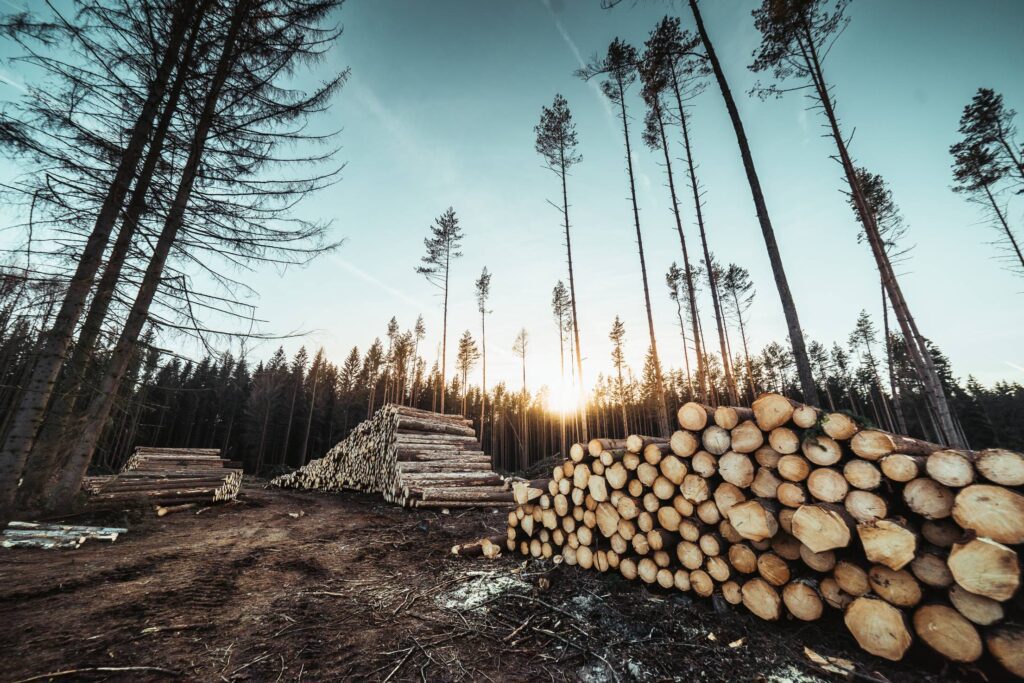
[796,28,963,447]
[0,1,194,518]
[480,308,487,453]
[20,3,209,507]
[688,0,819,407]
[672,77,735,405]
[615,79,669,438]
[654,98,704,401]
[299,360,320,466]
[45,0,252,510]
[981,182,1024,271]
[559,146,589,441]
[441,253,449,414]
[881,283,908,434]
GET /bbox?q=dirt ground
[0,485,987,682]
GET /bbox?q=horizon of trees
[3,300,1020,479]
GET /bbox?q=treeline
[3,303,1019,479]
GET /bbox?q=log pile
[506,393,1024,677]
[85,447,243,508]
[270,404,513,509]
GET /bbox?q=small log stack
[2,521,127,549]
[85,447,242,508]
[506,393,1024,677]
[270,404,512,509]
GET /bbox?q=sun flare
[546,383,583,415]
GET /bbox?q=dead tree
[44,0,347,510]
[0,0,198,518]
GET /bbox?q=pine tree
[720,263,757,400]
[416,207,464,413]
[750,0,963,446]
[687,0,819,407]
[609,316,629,435]
[951,89,1024,274]
[535,94,589,439]
[551,280,572,455]
[577,39,669,436]
[475,268,491,434]
[456,330,480,416]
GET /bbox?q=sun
[546,383,582,414]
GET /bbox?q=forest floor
[0,484,983,682]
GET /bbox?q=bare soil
[0,485,983,682]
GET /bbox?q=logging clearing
[0,0,1022,681]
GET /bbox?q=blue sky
[2,0,1023,394]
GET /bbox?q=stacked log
[270,404,512,509]
[505,393,1024,677]
[2,521,127,549]
[85,447,242,508]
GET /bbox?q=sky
[2,0,1023,397]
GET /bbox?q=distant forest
[2,287,1020,475]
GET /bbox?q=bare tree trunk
[797,29,963,447]
[557,314,566,458]
[45,0,252,509]
[882,283,908,434]
[281,377,299,465]
[671,79,735,404]
[688,0,819,407]
[0,2,194,518]
[480,308,487,446]
[559,146,589,441]
[23,3,208,503]
[981,183,1024,271]
[440,254,449,414]
[653,98,704,400]
[616,364,628,436]
[730,287,758,400]
[615,80,670,437]
[673,300,694,396]
[299,360,320,466]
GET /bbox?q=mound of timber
[271,404,512,509]
[507,394,1024,677]
[84,447,242,509]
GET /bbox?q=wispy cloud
[329,254,427,311]
[347,75,461,189]
[540,0,616,127]
[0,69,28,95]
